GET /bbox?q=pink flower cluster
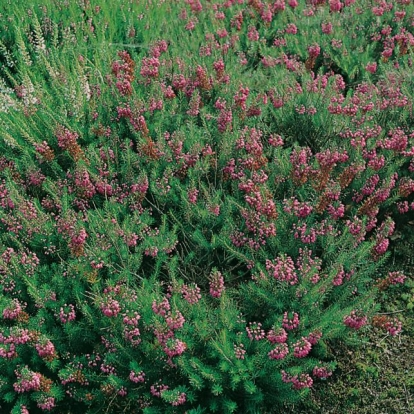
[74,170,96,199]
[35,338,56,360]
[332,265,346,286]
[166,310,185,330]
[268,343,289,360]
[56,126,79,151]
[129,370,145,383]
[234,85,250,110]
[387,271,406,285]
[181,283,202,304]
[267,327,288,344]
[150,382,169,397]
[152,297,171,316]
[123,311,141,346]
[171,391,187,406]
[187,188,199,204]
[37,396,55,411]
[3,298,24,320]
[152,296,187,359]
[234,343,246,360]
[140,56,160,79]
[385,318,402,336]
[59,304,76,323]
[163,338,187,358]
[281,370,313,390]
[266,254,298,285]
[209,269,225,298]
[112,50,135,95]
[246,322,266,341]
[100,297,121,318]
[283,197,313,218]
[312,365,333,380]
[290,147,313,185]
[296,248,322,284]
[13,367,42,393]
[282,312,300,330]
[293,337,312,358]
[0,328,32,359]
[307,330,323,345]
[344,310,368,330]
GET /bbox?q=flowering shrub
[0,0,413,412]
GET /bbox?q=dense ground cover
[0,0,413,412]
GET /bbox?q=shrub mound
[0,1,413,413]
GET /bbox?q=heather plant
[0,1,413,413]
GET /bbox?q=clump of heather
[0,0,413,413]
